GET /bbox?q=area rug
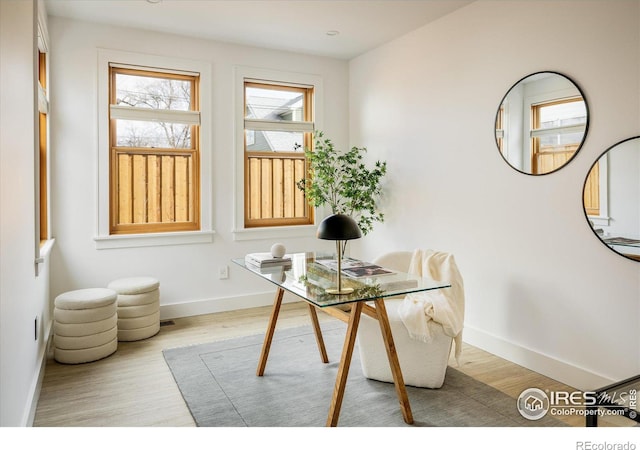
[162,322,564,427]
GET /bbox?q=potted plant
[296,131,387,239]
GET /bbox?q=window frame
[586,153,610,227]
[530,96,586,175]
[34,10,53,275]
[37,23,49,245]
[243,80,315,228]
[108,65,201,235]
[233,66,323,241]
[96,49,213,249]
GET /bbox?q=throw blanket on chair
[398,249,465,362]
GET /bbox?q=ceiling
[43,0,473,60]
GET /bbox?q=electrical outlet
[219,265,229,279]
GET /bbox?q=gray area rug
[162,322,564,427]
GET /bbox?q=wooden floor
[34,301,588,427]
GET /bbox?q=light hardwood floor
[34,301,586,427]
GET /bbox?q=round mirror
[583,136,640,262]
[495,71,589,175]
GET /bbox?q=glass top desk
[602,236,640,261]
[233,252,451,427]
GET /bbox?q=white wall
[349,0,640,390]
[0,0,53,427]
[48,18,348,317]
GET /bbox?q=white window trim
[96,49,213,249]
[233,66,323,241]
[94,231,215,250]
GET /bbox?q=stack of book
[245,252,292,269]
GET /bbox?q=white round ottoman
[108,277,160,341]
[53,288,118,364]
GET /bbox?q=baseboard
[462,325,614,392]
[24,318,53,427]
[159,290,300,320]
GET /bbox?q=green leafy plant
[296,131,387,236]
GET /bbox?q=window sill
[589,216,610,228]
[39,238,56,258]
[233,225,317,241]
[94,230,215,249]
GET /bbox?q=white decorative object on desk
[270,243,286,258]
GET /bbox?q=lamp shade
[316,214,362,241]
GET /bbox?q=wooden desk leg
[308,304,329,363]
[374,298,414,424]
[326,301,363,427]
[256,287,284,376]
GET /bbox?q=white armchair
[357,250,462,389]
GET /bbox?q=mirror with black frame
[495,71,589,175]
[583,136,640,262]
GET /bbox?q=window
[530,97,586,174]
[584,154,609,227]
[496,106,504,154]
[108,65,200,235]
[584,162,600,216]
[243,81,314,228]
[34,15,52,273]
[37,35,48,243]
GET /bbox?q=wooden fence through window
[245,152,308,225]
[112,149,197,232]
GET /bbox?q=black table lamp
[316,213,362,294]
